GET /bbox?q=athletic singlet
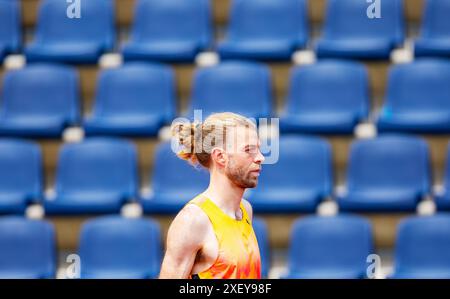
[188,195,261,279]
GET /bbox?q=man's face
[224,126,265,189]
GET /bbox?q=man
[159,112,264,279]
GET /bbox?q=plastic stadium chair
[187,62,272,120]
[248,136,332,213]
[377,59,450,133]
[84,63,176,137]
[280,60,369,134]
[0,216,56,278]
[435,142,450,210]
[0,0,21,62]
[252,217,270,278]
[0,139,42,214]
[122,0,211,62]
[25,0,114,64]
[218,0,308,61]
[79,216,162,279]
[0,64,80,138]
[45,138,138,215]
[415,0,450,57]
[284,215,374,279]
[391,214,450,278]
[316,0,405,59]
[338,135,431,212]
[142,141,209,214]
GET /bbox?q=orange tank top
[189,196,261,279]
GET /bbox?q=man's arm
[159,204,209,278]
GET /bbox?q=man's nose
[255,150,265,164]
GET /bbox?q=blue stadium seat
[83,63,176,137]
[377,59,450,133]
[122,0,211,62]
[338,135,431,212]
[0,64,80,138]
[25,0,115,64]
[280,60,369,134]
[391,214,450,279]
[0,216,56,278]
[187,62,272,120]
[45,138,138,215]
[248,136,332,213]
[142,141,209,214]
[79,216,162,278]
[415,0,450,57]
[0,139,42,214]
[316,0,405,59]
[218,0,308,61]
[435,142,450,210]
[0,0,21,62]
[284,215,374,279]
[252,217,270,278]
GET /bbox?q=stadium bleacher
[1,0,450,279]
[78,216,162,279]
[44,138,138,215]
[218,0,309,61]
[279,60,370,134]
[122,0,212,62]
[316,0,405,60]
[83,62,176,137]
[390,214,450,278]
[338,135,431,212]
[0,0,20,63]
[0,64,79,137]
[0,216,56,278]
[248,136,332,213]
[187,61,273,120]
[414,0,450,57]
[0,139,42,214]
[283,215,374,279]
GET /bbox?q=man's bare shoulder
[169,203,210,237]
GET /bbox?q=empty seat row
[0,216,162,278]
[3,214,450,279]
[285,214,450,279]
[0,215,269,278]
[2,0,450,63]
[249,135,432,214]
[0,62,267,137]
[1,135,450,215]
[3,59,450,137]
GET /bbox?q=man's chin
[245,179,258,189]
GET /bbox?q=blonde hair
[171,112,256,168]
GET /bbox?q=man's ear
[211,147,227,167]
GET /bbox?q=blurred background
[1,0,450,279]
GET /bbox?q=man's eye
[245,147,256,154]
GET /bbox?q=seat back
[55,138,138,199]
[79,216,162,278]
[189,62,272,119]
[347,135,430,193]
[131,0,211,47]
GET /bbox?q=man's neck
[203,170,245,220]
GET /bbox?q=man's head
[172,112,265,189]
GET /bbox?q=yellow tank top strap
[188,195,249,223]
[240,200,250,223]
